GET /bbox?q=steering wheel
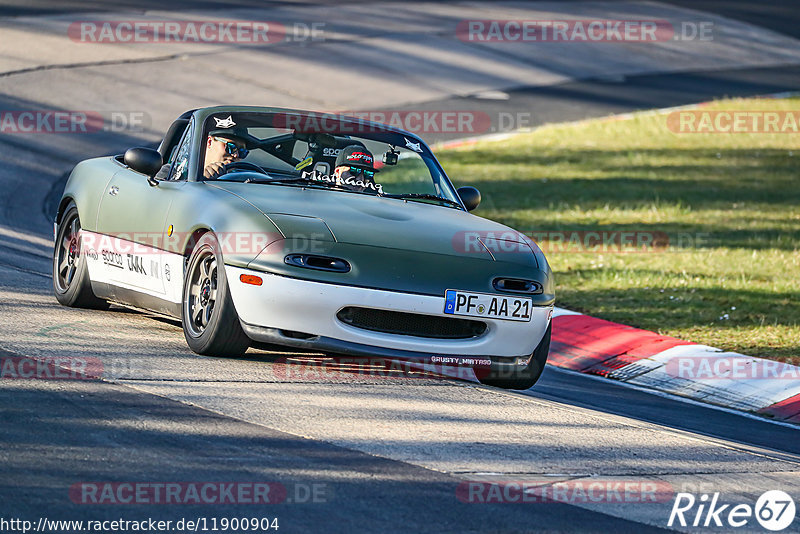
[222,161,269,175]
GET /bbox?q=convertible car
[53,106,554,389]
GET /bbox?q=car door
[93,119,197,302]
[94,166,183,297]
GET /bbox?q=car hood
[212,181,537,265]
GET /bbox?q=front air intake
[285,254,351,273]
[337,307,487,339]
[492,278,542,294]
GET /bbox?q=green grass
[438,97,800,363]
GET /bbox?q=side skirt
[92,281,182,318]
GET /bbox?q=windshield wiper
[246,176,332,187]
[380,193,463,209]
[244,176,307,184]
[246,176,356,192]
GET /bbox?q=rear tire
[478,322,551,390]
[182,233,250,357]
[52,203,108,309]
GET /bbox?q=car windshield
[200,111,462,208]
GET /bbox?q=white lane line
[0,224,52,248]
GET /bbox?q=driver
[332,145,381,194]
[202,130,250,179]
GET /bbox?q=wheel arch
[55,196,75,225]
[183,227,212,259]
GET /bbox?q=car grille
[336,307,487,339]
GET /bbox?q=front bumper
[226,265,552,361]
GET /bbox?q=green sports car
[53,106,554,389]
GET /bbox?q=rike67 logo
[668,490,796,531]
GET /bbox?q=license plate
[443,290,532,322]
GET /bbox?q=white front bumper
[226,266,551,358]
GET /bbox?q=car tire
[182,232,250,357]
[478,322,551,390]
[52,202,108,309]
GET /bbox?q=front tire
[52,202,108,309]
[478,322,551,390]
[182,233,250,357]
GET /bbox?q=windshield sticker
[213,115,236,128]
[345,151,374,165]
[404,137,422,152]
[302,170,384,194]
[295,156,313,171]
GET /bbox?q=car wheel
[182,232,250,357]
[52,202,108,309]
[478,322,551,390]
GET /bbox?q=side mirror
[457,186,481,211]
[124,147,162,181]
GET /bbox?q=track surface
[1,2,799,532]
